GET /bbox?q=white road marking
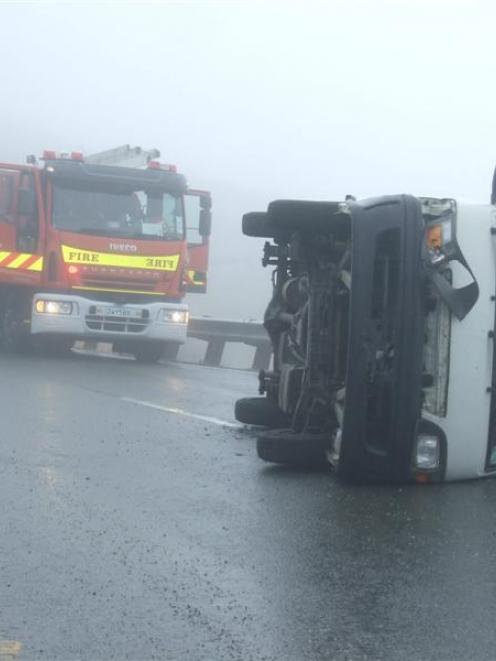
[120,396,242,429]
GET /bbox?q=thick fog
[1,1,495,319]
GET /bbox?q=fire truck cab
[0,149,212,363]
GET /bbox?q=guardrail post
[203,338,225,366]
[252,342,272,371]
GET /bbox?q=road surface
[1,351,496,660]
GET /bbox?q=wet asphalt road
[1,352,496,661]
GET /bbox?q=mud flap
[426,249,479,321]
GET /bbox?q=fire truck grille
[81,278,157,292]
[85,307,150,333]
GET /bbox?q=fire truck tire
[256,429,330,468]
[242,212,279,238]
[234,397,288,427]
[1,296,32,354]
[133,342,165,364]
[37,336,74,357]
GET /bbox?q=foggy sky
[1,0,495,319]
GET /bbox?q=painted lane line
[120,397,242,429]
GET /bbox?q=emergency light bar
[147,161,177,173]
[41,150,84,162]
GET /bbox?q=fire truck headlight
[35,300,75,315]
[160,309,189,324]
[414,434,440,470]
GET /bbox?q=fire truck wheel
[256,429,330,469]
[37,337,74,357]
[234,397,288,427]
[133,343,165,364]
[1,296,32,354]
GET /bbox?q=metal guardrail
[187,317,272,369]
[76,317,272,370]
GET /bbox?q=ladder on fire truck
[85,144,160,168]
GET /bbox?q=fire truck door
[0,168,44,284]
[0,169,17,251]
[16,172,39,254]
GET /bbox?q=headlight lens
[415,434,440,470]
[161,309,188,324]
[35,300,74,315]
[426,219,452,250]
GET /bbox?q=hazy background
[1,0,495,319]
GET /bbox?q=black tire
[267,199,349,237]
[36,336,74,357]
[162,342,181,361]
[133,342,165,364]
[256,428,330,468]
[234,397,288,427]
[242,212,279,238]
[1,294,32,354]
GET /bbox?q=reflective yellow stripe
[27,257,44,271]
[62,245,180,271]
[72,286,165,296]
[7,253,33,269]
[0,252,44,271]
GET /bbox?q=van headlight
[35,300,75,315]
[414,434,440,470]
[160,309,189,324]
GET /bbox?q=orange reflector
[415,472,430,484]
[426,225,442,249]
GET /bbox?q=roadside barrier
[75,317,272,370]
[187,317,271,369]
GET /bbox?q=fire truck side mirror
[199,209,212,237]
[18,189,37,216]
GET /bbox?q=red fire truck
[0,147,212,362]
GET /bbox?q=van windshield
[52,181,185,241]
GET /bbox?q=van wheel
[2,295,32,354]
[133,343,165,364]
[256,429,330,468]
[242,212,278,238]
[267,200,350,237]
[235,397,288,427]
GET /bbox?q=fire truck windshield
[52,181,185,241]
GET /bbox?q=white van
[235,194,493,483]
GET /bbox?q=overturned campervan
[235,191,496,483]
